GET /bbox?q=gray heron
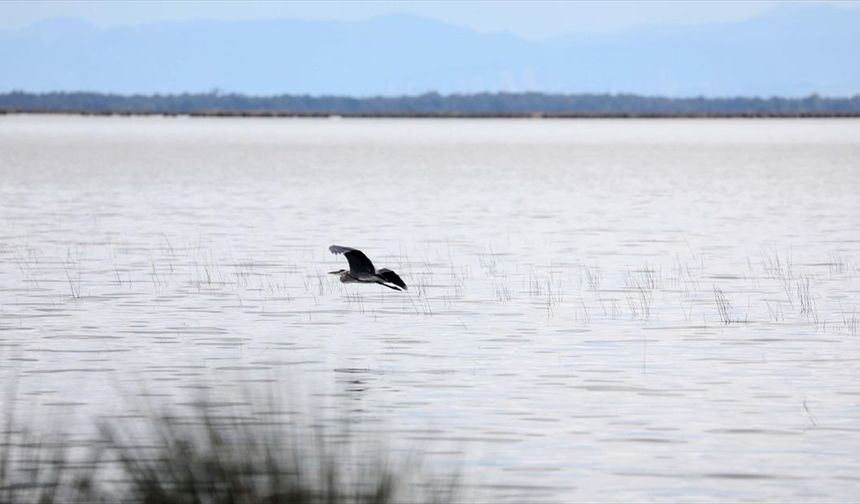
[328,245,407,291]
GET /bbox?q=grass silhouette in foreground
[0,400,459,504]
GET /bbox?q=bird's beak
[327,270,340,275]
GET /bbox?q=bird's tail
[375,280,403,291]
[376,269,407,290]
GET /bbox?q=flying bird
[328,245,407,291]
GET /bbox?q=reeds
[713,286,733,325]
[0,401,459,504]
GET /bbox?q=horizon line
[3,90,860,101]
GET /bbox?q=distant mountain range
[2,91,858,117]
[1,5,858,97]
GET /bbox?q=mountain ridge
[1,6,858,97]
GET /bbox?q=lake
[1,115,859,502]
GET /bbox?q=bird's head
[328,269,347,275]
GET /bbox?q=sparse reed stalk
[713,286,732,324]
[796,274,818,323]
[839,303,858,336]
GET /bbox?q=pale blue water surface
[1,115,859,502]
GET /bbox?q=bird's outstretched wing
[377,268,407,290]
[329,245,375,274]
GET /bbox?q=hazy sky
[3,0,858,96]
[3,0,858,39]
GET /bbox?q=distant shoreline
[3,110,859,119]
[3,91,859,118]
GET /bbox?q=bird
[328,245,407,291]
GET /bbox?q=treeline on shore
[2,91,860,117]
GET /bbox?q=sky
[3,0,858,39]
[2,1,858,97]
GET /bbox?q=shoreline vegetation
[0,393,460,504]
[1,91,859,118]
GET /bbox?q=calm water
[1,115,860,502]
